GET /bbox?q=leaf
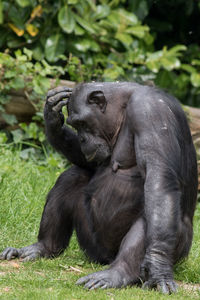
[26,24,39,36]
[39,77,51,93]
[8,23,24,36]
[20,148,35,160]
[33,76,50,95]
[23,47,33,60]
[168,45,187,56]
[32,45,44,61]
[146,60,160,73]
[26,122,38,139]
[31,5,43,18]
[103,66,124,80]
[191,59,200,66]
[85,0,96,11]
[4,70,16,78]
[8,6,25,27]
[161,56,181,71]
[181,64,196,73]
[74,24,85,36]
[45,34,67,62]
[7,36,23,48]
[74,39,100,52]
[144,32,154,45]
[191,72,200,87]
[89,40,100,52]
[117,8,138,25]
[0,95,10,105]
[74,14,96,34]
[38,131,45,142]
[115,33,133,46]
[126,25,149,39]
[0,0,3,24]
[68,0,78,4]
[11,129,24,143]
[2,113,18,125]
[0,133,8,144]
[92,5,110,20]
[47,154,60,167]
[16,0,31,7]
[107,12,121,29]
[58,5,75,34]
[129,0,149,21]
[11,77,25,89]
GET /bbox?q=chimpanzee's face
[67,84,112,163]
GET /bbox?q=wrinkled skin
[0,82,197,294]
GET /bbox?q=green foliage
[0,0,199,148]
[0,0,199,107]
[0,48,65,126]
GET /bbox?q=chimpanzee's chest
[85,166,144,252]
[111,116,136,171]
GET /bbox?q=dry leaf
[8,23,24,36]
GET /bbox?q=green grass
[0,146,199,299]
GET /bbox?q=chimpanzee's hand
[0,242,46,262]
[76,268,132,290]
[44,86,72,128]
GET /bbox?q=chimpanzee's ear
[87,91,107,113]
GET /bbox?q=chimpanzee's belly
[85,165,144,254]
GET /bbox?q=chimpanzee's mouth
[85,149,98,161]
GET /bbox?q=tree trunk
[185,106,200,191]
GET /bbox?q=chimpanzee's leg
[0,166,92,261]
[140,215,193,294]
[74,197,116,265]
[173,215,193,263]
[76,217,146,289]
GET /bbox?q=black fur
[0,83,197,294]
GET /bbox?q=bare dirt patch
[177,281,200,296]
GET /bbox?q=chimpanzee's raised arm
[44,86,94,169]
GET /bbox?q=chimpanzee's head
[66,83,129,163]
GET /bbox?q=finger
[0,248,17,260]
[0,248,10,259]
[52,100,68,112]
[85,279,99,289]
[47,92,71,106]
[157,281,169,294]
[19,248,36,259]
[76,275,92,285]
[47,87,73,98]
[6,249,19,260]
[167,281,178,293]
[101,284,109,289]
[90,281,106,290]
[21,254,38,262]
[142,281,152,290]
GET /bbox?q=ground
[0,146,199,300]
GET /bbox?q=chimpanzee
[0,82,198,294]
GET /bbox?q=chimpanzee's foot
[76,268,132,290]
[140,256,178,294]
[142,279,178,294]
[0,242,46,262]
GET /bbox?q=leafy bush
[0,0,199,134]
[0,1,199,100]
[0,47,67,156]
